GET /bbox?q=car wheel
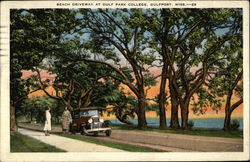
[81,127,87,136]
[71,126,77,134]
[93,132,98,136]
[105,130,111,136]
[71,129,76,134]
[81,131,85,135]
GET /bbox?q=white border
[1,1,249,161]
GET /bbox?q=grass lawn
[10,133,66,152]
[111,124,243,138]
[56,133,164,152]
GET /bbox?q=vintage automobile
[69,108,112,136]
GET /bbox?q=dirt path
[18,128,125,152]
[18,122,243,152]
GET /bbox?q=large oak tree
[74,9,158,128]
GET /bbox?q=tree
[104,90,137,125]
[144,9,179,129]
[147,8,242,129]
[10,9,45,132]
[21,96,59,123]
[10,9,77,132]
[73,9,158,128]
[10,74,28,132]
[223,71,243,131]
[189,9,243,131]
[35,62,117,110]
[206,52,243,131]
[33,38,121,111]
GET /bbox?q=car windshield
[79,110,98,117]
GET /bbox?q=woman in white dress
[43,107,51,136]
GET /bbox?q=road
[18,122,243,152]
[92,130,243,152]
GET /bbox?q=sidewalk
[18,128,125,152]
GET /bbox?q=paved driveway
[100,130,243,152]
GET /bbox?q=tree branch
[231,98,243,112]
[177,20,202,44]
[36,68,60,100]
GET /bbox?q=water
[110,118,243,130]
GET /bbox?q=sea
[110,118,243,130]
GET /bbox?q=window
[79,110,98,117]
[72,110,79,119]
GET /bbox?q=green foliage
[10,9,79,127]
[11,133,65,152]
[104,90,137,121]
[89,79,121,108]
[144,8,243,129]
[144,73,157,87]
[12,9,124,112]
[78,8,158,88]
[20,96,61,123]
[206,48,243,118]
[10,9,77,72]
[149,8,242,120]
[145,103,159,114]
[146,93,169,116]
[192,88,222,115]
[45,56,120,109]
[231,119,240,131]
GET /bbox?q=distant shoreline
[109,118,244,130]
[103,116,243,120]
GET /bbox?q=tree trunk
[169,70,180,129]
[30,109,33,122]
[223,71,243,131]
[223,108,232,131]
[10,103,18,133]
[159,65,168,129]
[137,96,147,129]
[115,107,134,125]
[223,91,233,131]
[170,86,180,129]
[180,101,189,129]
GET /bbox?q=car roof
[72,107,107,111]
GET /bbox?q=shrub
[188,120,194,129]
[230,119,240,131]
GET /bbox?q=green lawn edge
[55,133,165,152]
[11,133,66,152]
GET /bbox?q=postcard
[0,0,249,161]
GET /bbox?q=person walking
[43,107,51,136]
[62,107,72,134]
